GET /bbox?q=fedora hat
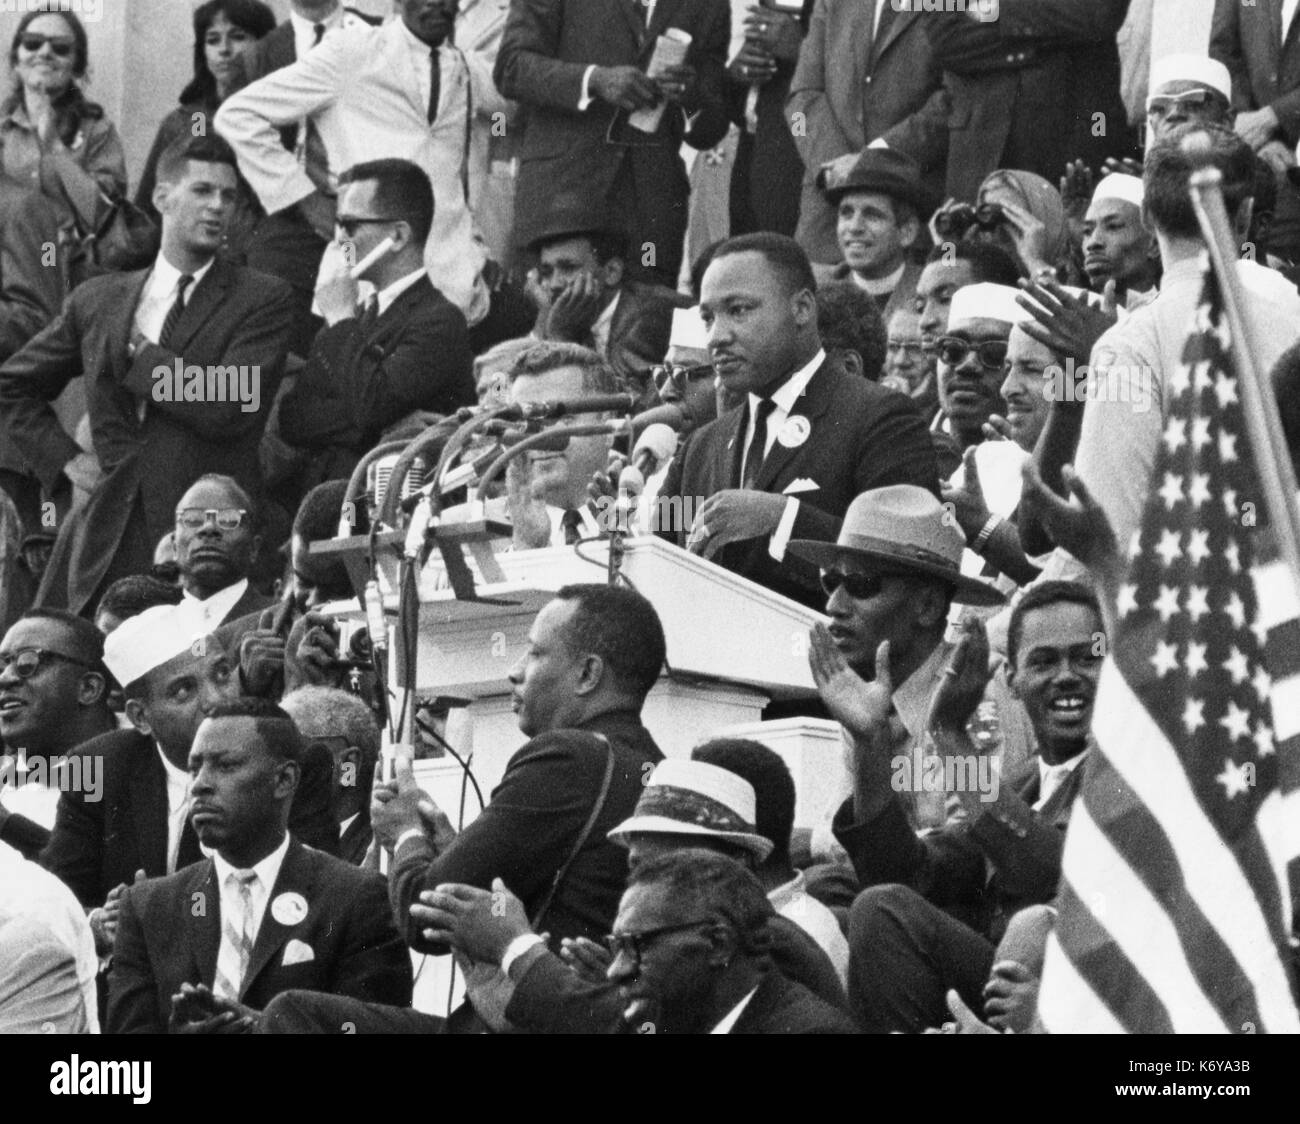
[788,485,1005,605]
[608,759,774,861]
[526,193,629,256]
[818,147,936,217]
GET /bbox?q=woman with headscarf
[135,0,276,264]
[973,168,1079,284]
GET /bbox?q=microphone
[630,423,678,477]
[631,401,694,438]
[501,393,638,421]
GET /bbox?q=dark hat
[818,147,935,216]
[526,193,629,256]
[788,485,1005,606]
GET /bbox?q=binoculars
[933,201,1007,239]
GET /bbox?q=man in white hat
[1081,173,1161,304]
[41,602,337,951]
[1143,53,1234,145]
[933,281,1020,454]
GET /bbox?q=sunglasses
[19,34,76,58]
[651,362,713,394]
[335,215,399,239]
[933,336,1008,371]
[176,507,249,531]
[0,647,98,679]
[1145,89,1214,119]
[605,919,716,968]
[819,569,914,599]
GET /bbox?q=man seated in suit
[818,148,931,325]
[174,474,277,632]
[418,850,858,1034]
[259,583,666,1033]
[0,134,295,617]
[40,602,338,957]
[107,698,411,1033]
[657,232,939,610]
[278,157,474,487]
[529,201,680,408]
[811,579,1103,1032]
[0,610,116,859]
[281,686,378,866]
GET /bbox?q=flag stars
[1216,758,1253,799]
[1169,364,1191,398]
[1128,530,1143,561]
[1251,618,1270,647]
[1213,372,1238,408]
[1184,641,1208,678]
[1217,430,1237,464]
[1117,583,1139,618]
[1222,646,1250,685]
[1155,528,1182,567]
[1159,473,1184,510]
[1223,591,1246,629]
[1187,473,1211,509]
[1253,722,1274,757]
[1182,696,1205,734]
[1193,361,1215,395]
[1150,641,1179,678]
[1186,530,1211,567]
[1162,418,1187,455]
[1154,585,1182,622]
[1251,664,1272,702]
[1219,699,1252,741]
[1190,417,1212,453]
[1224,539,1241,573]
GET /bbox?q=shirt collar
[212,831,291,889]
[711,984,761,1033]
[1037,744,1090,790]
[591,290,620,339]
[155,744,190,793]
[339,812,360,840]
[849,262,906,297]
[182,578,248,629]
[375,268,428,318]
[892,641,953,743]
[290,6,343,43]
[766,871,806,913]
[396,16,442,56]
[749,348,825,417]
[151,253,215,298]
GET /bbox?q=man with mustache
[658,233,939,610]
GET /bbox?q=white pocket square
[783,478,819,495]
[282,939,315,967]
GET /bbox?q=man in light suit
[787,0,948,266]
[494,0,731,290]
[216,0,490,328]
[0,135,295,617]
[657,233,939,611]
[107,698,411,1033]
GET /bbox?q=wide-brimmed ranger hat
[788,485,1006,606]
[608,759,774,861]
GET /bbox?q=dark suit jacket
[924,0,1137,202]
[494,0,731,254]
[40,728,339,909]
[1212,0,1300,146]
[0,259,295,614]
[390,710,663,952]
[338,811,373,867]
[278,275,474,483]
[832,756,1087,942]
[658,357,939,608]
[789,0,948,262]
[107,836,412,1032]
[600,281,682,406]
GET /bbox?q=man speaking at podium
[657,233,939,609]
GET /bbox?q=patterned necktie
[213,870,259,1002]
[428,48,441,123]
[742,398,776,490]
[159,274,194,350]
[561,508,584,545]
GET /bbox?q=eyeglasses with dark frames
[335,216,400,239]
[0,647,99,679]
[820,569,915,600]
[651,363,714,395]
[933,335,1008,372]
[605,919,717,968]
[175,508,249,531]
[19,34,75,58]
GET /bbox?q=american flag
[1037,259,1300,1033]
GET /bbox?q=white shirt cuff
[768,497,800,561]
[501,932,546,976]
[579,65,596,111]
[394,828,425,855]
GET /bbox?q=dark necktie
[428,48,441,123]
[561,508,583,545]
[159,274,195,350]
[357,293,380,334]
[742,398,776,490]
[313,22,325,46]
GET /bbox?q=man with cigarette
[494,0,731,289]
[278,158,475,488]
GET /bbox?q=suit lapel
[871,3,908,66]
[133,740,169,877]
[186,860,221,987]
[385,21,430,122]
[241,839,314,999]
[166,260,231,357]
[729,972,780,1033]
[752,360,835,494]
[718,403,748,490]
[646,0,686,45]
[112,270,152,378]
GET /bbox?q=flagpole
[1185,140,1300,597]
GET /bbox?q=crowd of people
[0,0,1297,1035]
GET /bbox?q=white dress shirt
[710,983,760,1033]
[156,746,192,874]
[768,872,850,988]
[182,577,248,631]
[211,831,292,952]
[290,6,345,60]
[740,348,824,561]
[589,290,621,356]
[848,261,905,298]
[1033,747,1090,813]
[1285,0,1300,42]
[375,267,430,318]
[134,255,215,345]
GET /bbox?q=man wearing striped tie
[106,697,411,1033]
